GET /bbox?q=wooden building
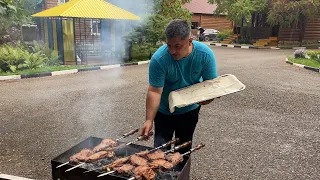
[182,0,233,36]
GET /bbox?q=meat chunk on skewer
[87,151,115,162]
[149,159,174,170]
[165,152,183,166]
[104,156,130,169]
[134,165,156,180]
[135,150,149,157]
[69,149,94,163]
[113,164,135,174]
[130,155,148,166]
[93,139,117,152]
[146,150,165,160]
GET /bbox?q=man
[140,19,218,156]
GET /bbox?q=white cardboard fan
[168,74,246,113]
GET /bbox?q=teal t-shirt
[149,40,218,115]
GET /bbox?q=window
[91,20,101,36]
[191,22,199,29]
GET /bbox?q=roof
[32,0,140,20]
[183,0,217,14]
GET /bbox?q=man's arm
[146,85,163,122]
[198,49,218,106]
[140,85,163,136]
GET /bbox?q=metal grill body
[51,137,190,180]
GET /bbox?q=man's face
[167,36,192,60]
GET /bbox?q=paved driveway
[0,46,319,180]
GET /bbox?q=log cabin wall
[278,18,320,41]
[200,14,233,31]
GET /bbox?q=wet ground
[0,46,319,180]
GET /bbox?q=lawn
[288,57,320,68]
[0,65,92,76]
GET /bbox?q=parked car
[199,29,220,41]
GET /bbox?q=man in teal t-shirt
[140,19,218,156]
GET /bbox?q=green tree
[267,0,320,46]
[208,0,268,26]
[126,0,192,59]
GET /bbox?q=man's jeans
[154,106,201,155]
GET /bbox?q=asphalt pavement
[0,45,319,180]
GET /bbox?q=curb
[285,58,320,73]
[0,60,151,81]
[0,174,34,180]
[210,43,280,49]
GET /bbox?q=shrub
[216,29,233,41]
[306,50,320,62]
[31,40,61,66]
[0,45,29,72]
[24,51,48,69]
[293,48,307,58]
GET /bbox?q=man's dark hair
[165,19,191,40]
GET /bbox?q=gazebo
[32,0,140,65]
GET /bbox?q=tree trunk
[299,15,306,47]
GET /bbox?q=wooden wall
[191,13,233,31]
[278,18,320,41]
[46,0,58,9]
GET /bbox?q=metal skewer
[65,131,153,172]
[97,141,191,178]
[56,128,139,169]
[127,143,206,180]
[84,132,160,174]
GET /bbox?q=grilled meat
[130,155,148,166]
[146,150,165,160]
[149,159,174,170]
[93,139,117,152]
[113,164,135,174]
[134,165,156,180]
[135,150,149,157]
[104,156,130,169]
[69,149,94,163]
[87,151,115,162]
[165,152,183,166]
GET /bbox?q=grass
[0,65,92,76]
[288,57,320,68]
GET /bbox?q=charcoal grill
[51,137,191,180]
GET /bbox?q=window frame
[91,20,101,36]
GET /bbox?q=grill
[51,137,191,180]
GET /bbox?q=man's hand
[140,119,154,137]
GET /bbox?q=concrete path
[0,46,319,180]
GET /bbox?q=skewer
[56,128,139,169]
[97,141,192,178]
[127,143,206,180]
[65,131,153,172]
[83,132,164,174]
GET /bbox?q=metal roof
[32,0,140,20]
[183,0,217,15]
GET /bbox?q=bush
[216,29,233,41]
[293,48,307,58]
[0,45,29,72]
[31,40,61,66]
[306,50,320,62]
[24,51,48,69]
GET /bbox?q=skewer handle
[182,143,205,156]
[151,138,180,152]
[128,177,135,180]
[117,128,139,141]
[137,131,154,141]
[173,141,192,151]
